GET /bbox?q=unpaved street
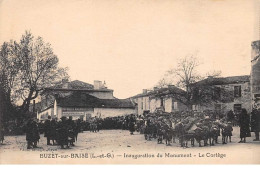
[1,127,260,164]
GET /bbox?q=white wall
[93,108,136,118]
[149,98,161,113]
[165,97,172,112]
[37,108,54,120]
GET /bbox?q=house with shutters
[189,75,251,114]
[130,85,188,115]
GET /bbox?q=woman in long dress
[238,109,250,143]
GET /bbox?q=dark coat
[0,127,4,141]
[239,111,250,138]
[26,121,40,142]
[44,119,51,137]
[50,119,57,140]
[251,109,260,132]
[227,110,235,122]
[129,122,135,132]
[56,120,69,145]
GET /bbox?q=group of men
[139,112,235,147]
[25,116,81,149]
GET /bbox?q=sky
[0,0,259,99]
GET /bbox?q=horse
[208,125,219,146]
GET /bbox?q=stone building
[131,85,188,115]
[190,75,251,114]
[251,40,260,109]
[35,80,136,120]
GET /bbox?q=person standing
[67,116,76,146]
[227,110,235,126]
[50,117,58,145]
[25,118,40,149]
[57,116,69,149]
[238,109,250,143]
[0,122,4,144]
[129,115,135,135]
[32,119,40,148]
[251,107,260,141]
[44,116,52,145]
[25,118,34,149]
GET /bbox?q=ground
[0,127,260,164]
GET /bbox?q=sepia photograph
[0,0,260,164]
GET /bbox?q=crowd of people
[0,108,259,149]
[137,108,260,147]
[25,116,82,149]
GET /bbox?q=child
[226,122,233,142]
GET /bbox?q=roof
[57,92,135,109]
[131,86,186,99]
[44,80,113,92]
[49,80,94,90]
[191,75,250,86]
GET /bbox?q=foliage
[0,31,69,120]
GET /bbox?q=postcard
[0,0,260,164]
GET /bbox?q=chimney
[94,80,102,90]
[103,81,107,89]
[62,79,69,89]
[143,89,147,94]
[153,87,158,91]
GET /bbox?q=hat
[61,116,67,120]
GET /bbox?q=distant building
[190,75,251,113]
[131,85,188,115]
[34,80,136,120]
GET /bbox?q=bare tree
[0,31,69,118]
[163,54,201,91]
[156,54,224,108]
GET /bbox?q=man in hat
[44,116,52,145]
[57,116,69,149]
[25,118,40,149]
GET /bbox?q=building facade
[251,40,260,109]
[190,75,251,114]
[131,86,188,116]
[35,80,136,120]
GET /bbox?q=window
[160,98,164,107]
[234,104,242,112]
[173,102,178,110]
[234,86,241,97]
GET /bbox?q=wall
[164,97,172,112]
[172,98,188,112]
[89,91,114,99]
[193,82,251,113]
[149,98,161,113]
[93,108,136,118]
[134,96,150,115]
[251,40,260,108]
[37,108,54,120]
